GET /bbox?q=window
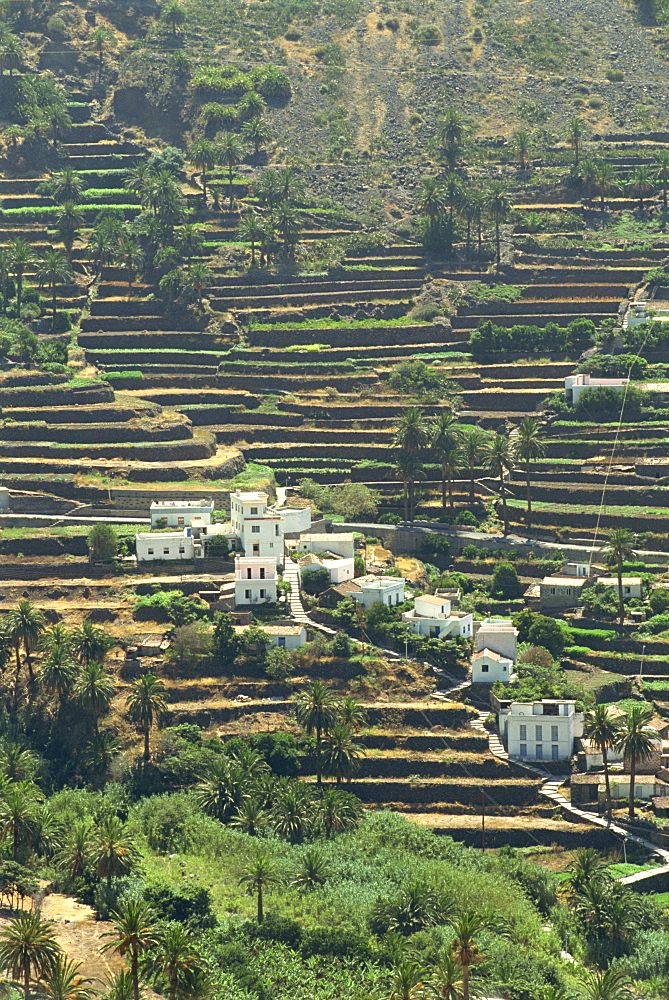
[278,637,286,648]
[536,745,543,760]
[552,745,559,760]
[252,525,260,533]
[260,568,265,579]
[247,568,252,579]
[275,525,280,536]
[566,588,571,596]
[535,725,543,741]
[178,517,184,525]
[481,663,489,673]
[520,743,527,757]
[519,724,527,740]
[147,548,154,555]
[179,547,185,554]
[245,589,251,600]
[253,544,259,555]
[551,725,559,741]
[260,589,265,598]
[163,548,170,555]
[550,587,556,595]
[624,586,630,594]
[251,507,258,515]
[270,543,274,549]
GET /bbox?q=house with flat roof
[136,527,202,562]
[150,499,214,529]
[498,699,584,762]
[297,533,355,560]
[234,555,277,606]
[298,552,355,585]
[402,594,473,640]
[540,575,590,610]
[355,575,405,608]
[475,618,518,662]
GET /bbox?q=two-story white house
[234,555,278,605]
[355,575,405,608]
[402,594,473,640]
[471,648,514,684]
[475,618,518,662]
[498,699,584,762]
[150,499,214,529]
[230,491,283,561]
[136,527,202,562]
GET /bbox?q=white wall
[234,580,278,605]
[136,531,195,562]
[472,652,511,685]
[475,622,517,662]
[150,501,213,528]
[505,714,575,760]
[269,628,306,650]
[278,507,312,534]
[356,580,405,608]
[298,533,355,559]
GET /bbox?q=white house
[355,575,405,608]
[150,499,214,529]
[564,374,628,406]
[234,555,277,606]
[298,553,355,585]
[577,737,625,772]
[136,527,202,562]
[472,648,513,685]
[597,577,644,600]
[403,594,473,640]
[475,618,518,663]
[297,533,356,560]
[230,490,283,561]
[234,622,307,650]
[498,699,584,762]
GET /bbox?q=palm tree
[416,177,446,237]
[442,172,462,225]
[615,705,656,820]
[578,968,633,1000]
[431,413,463,510]
[338,695,368,730]
[485,182,509,265]
[567,847,608,895]
[514,130,530,170]
[656,151,669,211]
[184,262,212,306]
[595,161,619,212]
[215,133,244,210]
[271,783,312,843]
[394,449,424,522]
[513,417,545,530]
[629,164,655,214]
[103,900,157,1000]
[390,958,428,1000]
[7,599,45,696]
[73,661,114,731]
[431,951,465,1000]
[237,211,266,266]
[36,249,72,330]
[126,673,167,761]
[40,954,95,1000]
[231,798,266,836]
[91,26,112,83]
[238,850,279,923]
[0,912,61,1000]
[394,406,429,454]
[242,116,271,156]
[161,1,186,35]
[484,432,513,535]
[274,202,301,255]
[460,426,488,504]
[82,730,122,780]
[580,158,598,203]
[320,722,365,785]
[7,238,35,317]
[0,780,43,860]
[55,201,84,262]
[437,107,468,168]
[54,818,93,880]
[295,681,337,785]
[194,757,250,822]
[567,117,584,167]
[604,528,636,625]
[0,743,39,782]
[51,168,84,204]
[70,621,115,666]
[47,106,72,149]
[115,234,143,289]
[40,645,78,705]
[317,787,361,838]
[150,924,200,1000]
[451,911,491,1000]
[290,848,331,891]
[93,816,140,894]
[189,138,216,205]
[583,706,621,820]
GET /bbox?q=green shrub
[649,589,669,616]
[301,926,373,960]
[491,563,522,599]
[144,880,216,928]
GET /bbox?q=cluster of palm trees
[3,74,72,157]
[583,702,657,820]
[189,122,271,212]
[295,680,366,785]
[416,175,510,264]
[391,408,545,531]
[0,236,72,324]
[235,166,305,266]
[577,152,669,214]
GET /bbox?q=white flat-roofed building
[403,594,473,640]
[472,648,514,684]
[136,527,202,562]
[234,555,277,605]
[499,699,584,762]
[475,618,518,662]
[150,499,214,528]
[297,533,356,560]
[230,490,283,561]
[565,374,627,406]
[355,575,405,608]
[298,553,355,585]
[234,622,307,649]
